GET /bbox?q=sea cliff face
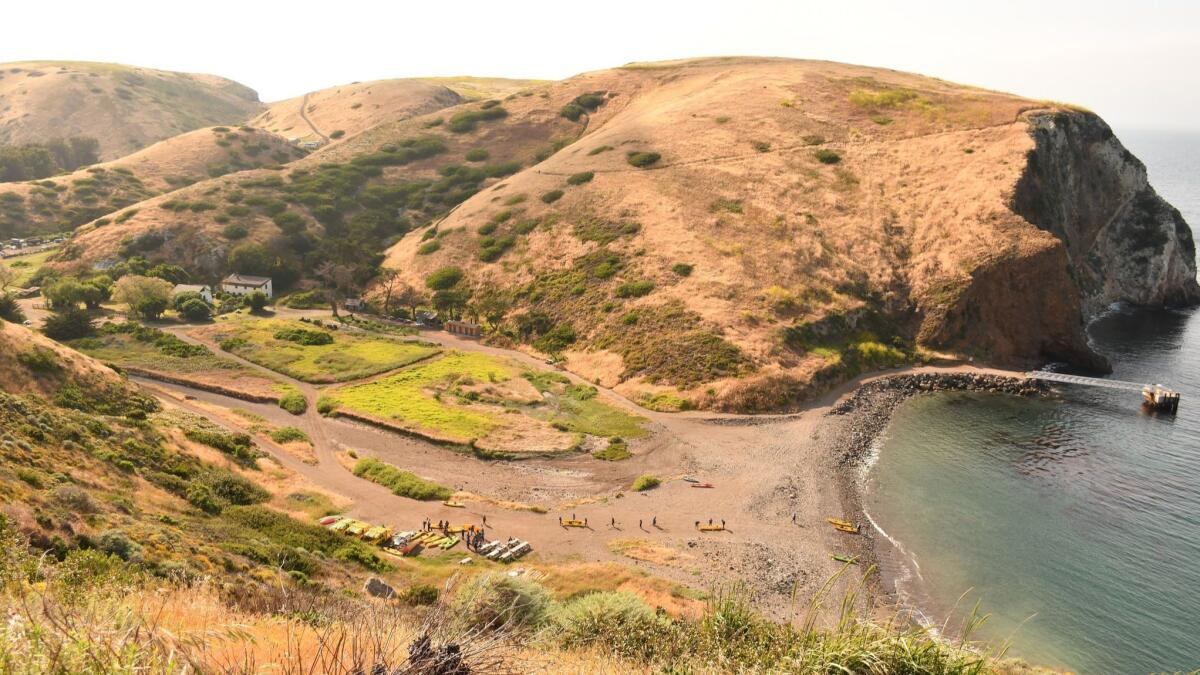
[1013,112,1200,316]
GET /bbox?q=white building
[221,274,273,298]
[172,284,214,304]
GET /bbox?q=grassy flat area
[71,322,296,400]
[211,318,441,383]
[325,351,648,448]
[523,372,648,439]
[326,352,516,442]
[2,247,58,287]
[73,323,247,375]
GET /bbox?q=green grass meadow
[214,318,441,383]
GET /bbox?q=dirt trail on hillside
[299,92,330,143]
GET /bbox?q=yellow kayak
[362,526,392,543]
[826,518,859,534]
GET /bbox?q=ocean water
[864,129,1200,673]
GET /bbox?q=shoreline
[824,372,1049,624]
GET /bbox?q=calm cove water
[864,129,1200,673]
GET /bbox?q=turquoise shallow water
[864,130,1200,673]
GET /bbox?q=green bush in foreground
[352,457,452,501]
[279,391,308,415]
[455,574,552,633]
[631,474,660,491]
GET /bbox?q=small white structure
[221,274,273,298]
[172,284,214,304]
[344,297,366,311]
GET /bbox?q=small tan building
[445,320,482,338]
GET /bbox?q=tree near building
[43,279,89,311]
[0,293,25,323]
[315,261,356,318]
[377,269,402,316]
[245,291,269,313]
[472,289,512,329]
[0,263,16,293]
[113,275,173,320]
[394,284,427,321]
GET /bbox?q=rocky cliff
[1013,112,1200,316]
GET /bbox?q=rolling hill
[48,58,1200,411]
[248,78,465,144]
[0,125,305,238]
[0,61,262,160]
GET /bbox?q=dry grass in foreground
[0,516,1048,674]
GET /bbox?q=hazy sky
[4,0,1197,132]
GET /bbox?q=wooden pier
[1025,371,1181,413]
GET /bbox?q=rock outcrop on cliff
[1013,112,1200,317]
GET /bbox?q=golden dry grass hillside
[380,57,1115,409]
[0,320,148,408]
[248,77,542,145]
[0,125,304,237]
[248,78,464,144]
[44,58,1197,411]
[0,61,262,160]
[56,80,580,277]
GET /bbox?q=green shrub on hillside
[426,266,464,290]
[329,130,346,139]
[465,148,489,162]
[417,240,441,255]
[625,151,661,168]
[710,198,743,214]
[566,172,594,186]
[631,474,660,491]
[671,263,694,277]
[814,149,841,164]
[541,190,564,203]
[587,145,613,156]
[447,105,508,133]
[532,324,576,353]
[560,103,585,121]
[615,280,655,298]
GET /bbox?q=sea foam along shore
[825,372,1050,621]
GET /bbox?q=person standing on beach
[652,516,657,528]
